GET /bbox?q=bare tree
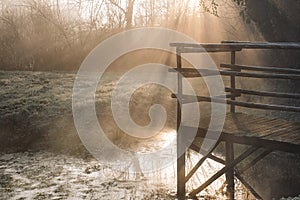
[107,0,136,29]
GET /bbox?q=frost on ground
[0,151,174,200]
[0,70,176,153]
[0,70,178,199]
[0,70,300,200]
[1,150,247,200]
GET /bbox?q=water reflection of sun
[113,128,176,153]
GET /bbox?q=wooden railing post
[230,51,236,113]
[176,47,186,200]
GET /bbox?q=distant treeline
[0,0,208,71]
[1,0,299,71]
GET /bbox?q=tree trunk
[125,0,135,29]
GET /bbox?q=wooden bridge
[170,41,300,200]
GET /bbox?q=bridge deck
[186,113,300,154]
[183,113,300,199]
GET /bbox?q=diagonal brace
[189,146,258,197]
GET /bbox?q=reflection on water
[113,128,225,197]
[94,74,252,199]
[113,129,252,199]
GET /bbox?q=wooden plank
[217,114,271,136]
[195,113,291,138]
[184,124,300,153]
[293,137,300,143]
[219,113,300,145]
[264,127,300,144]
[197,113,299,140]
[253,122,296,138]
[241,119,290,137]
[221,133,300,153]
[225,114,300,141]
[225,88,300,99]
[225,118,282,137]
[288,135,300,144]
[221,64,300,74]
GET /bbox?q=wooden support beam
[189,136,271,199]
[177,134,186,200]
[186,142,221,183]
[237,149,272,174]
[189,144,225,165]
[226,141,235,200]
[235,172,262,200]
[189,147,258,198]
[230,51,236,113]
[185,155,208,184]
[176,48,186,200]
[209,154,226,165]
[232,149,272,200]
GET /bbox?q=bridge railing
[170,41,300,200]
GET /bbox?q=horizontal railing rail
[169,67,300,80]
[170,41,300,51]
[225,88,300,99]
[220,64,300,74]
[171,94,300,112]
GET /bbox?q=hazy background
[1,0,298,71]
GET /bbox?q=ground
[0,70,299,199]
[0,151,173,200]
